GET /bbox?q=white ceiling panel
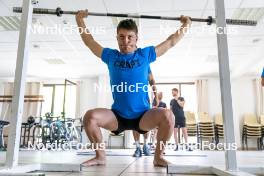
[206,0,243,9]
[0,2,11,16]
[171,0,208,11]
[240,0,264,8]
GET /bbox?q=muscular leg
[82,108,118,166]
[139,108,175,167]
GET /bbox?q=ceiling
[0,0,264,80]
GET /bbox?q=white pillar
[214,0,237,171]
[5,0,32,168]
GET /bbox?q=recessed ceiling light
[44,58,65,65]
[252,38,261,43]
[33,44,40,48]
[63,19,69,25]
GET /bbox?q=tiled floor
[0,149,264,175]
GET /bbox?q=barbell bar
[13,7,257,26]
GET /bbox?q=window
[41,80,77,118]
[155,83,197,112]
[180,84,197,112]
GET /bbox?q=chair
[197,112,215,149]
[185,111,197,137]
[260,115,264,150]
[214,114,224,145]
[242,114,262,150]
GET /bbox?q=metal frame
[5,0,33,168]
[12,6,257,26]
[215,0,237,171]
[0,0,81,174]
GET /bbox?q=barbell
[13,7,257,26]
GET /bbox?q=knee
[83,109,97,126]
[162,109,175,128]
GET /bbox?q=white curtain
[196,79,208,113]
[254,78,264,119]
[0,82,43,122]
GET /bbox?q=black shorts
[111,109,148,135]
[174,118,186,128]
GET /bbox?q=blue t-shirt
[262,68,264,77]
[101,46,156,119]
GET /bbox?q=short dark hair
[117,19,138,34]
[172,88,178,92]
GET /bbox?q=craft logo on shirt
[114,59,141,69]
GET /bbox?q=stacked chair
[214,114,224,145]
[185,111,198,138]
[197,112,215,149]
[260,115,264,150]
[242,114,262,150]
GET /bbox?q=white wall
[231,77,256,149]
[207,77,257,149]
[78,77,99,117]
[207,78,222,117]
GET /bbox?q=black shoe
[174,145,178,151]
[185,144,193,151]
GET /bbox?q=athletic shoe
[133,147,142,157]
[143,144,151,156]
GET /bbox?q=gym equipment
[13,7,257,26]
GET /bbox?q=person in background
[170,88,189,151]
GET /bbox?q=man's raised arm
[155,15,191,57]
[76,10,103,59]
